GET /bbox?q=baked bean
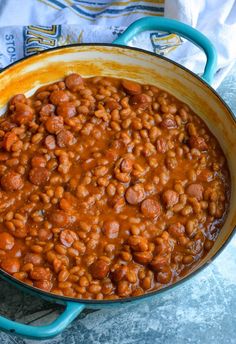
[117,280,131,297]
[0,74,229,300]
[133,251,153,264]
[1,258,20,274]
[0,232,15,250]
[30,267,52,281]
[128,235,148,252]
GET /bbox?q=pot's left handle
[0,301,85,339]
[113,17,217,85]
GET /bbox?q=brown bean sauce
[0,74,230,300]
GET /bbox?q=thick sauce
[0,74,230,299]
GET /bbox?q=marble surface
[0,65,236,344]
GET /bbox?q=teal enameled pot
[0,17,235,340]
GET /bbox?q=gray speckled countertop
[0,64,236,344]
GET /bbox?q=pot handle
[0,301,85,339]
[112,17,217,85]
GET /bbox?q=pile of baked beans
[0,73,230,299]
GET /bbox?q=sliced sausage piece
[10,94,26,106]
[162,190,179,208]
[30,267,52,281]
[34,280,52,291]
[156,267,172,284]
[168,223,185,238]
[156,137,168,153]
[3,132,18,151]
[14,103,34,124]
[57,129,75,147]
[188,135,208,151]
[111,265,127,282]
[45,135,56,150]
[199,169,213,182]
[57,102,77,118]
[39,104,56,120]
[0,232,15,250]
[0,153,9,161]
[150,256,169,272]
[161,116,177,129]
[60,229,78,247]
[130,93,150,109]
[121,80,142,95]
[49,210,75,227]
[105,100,120,111]
[186,183,204,200]
[31,155,47,168]
[141,198,161,218]
[45,116,64,134]
[36,91,50,101]
[120,158,133,173]
[90,259,110,279]
[38,228,53,241]
[103,220,120,239]
[24,253,43,266]
[1,171,24,191]
[65,73,83,92]
[50,90,69,105]
[1,258,20,274]
[29,167,50,186]
[125,184,145,205]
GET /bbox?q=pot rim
[0,43,235,305]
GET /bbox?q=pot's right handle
[113,17,217,85]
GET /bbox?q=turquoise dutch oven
[0,17,235,340]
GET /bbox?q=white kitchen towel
[0,0,235,88]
